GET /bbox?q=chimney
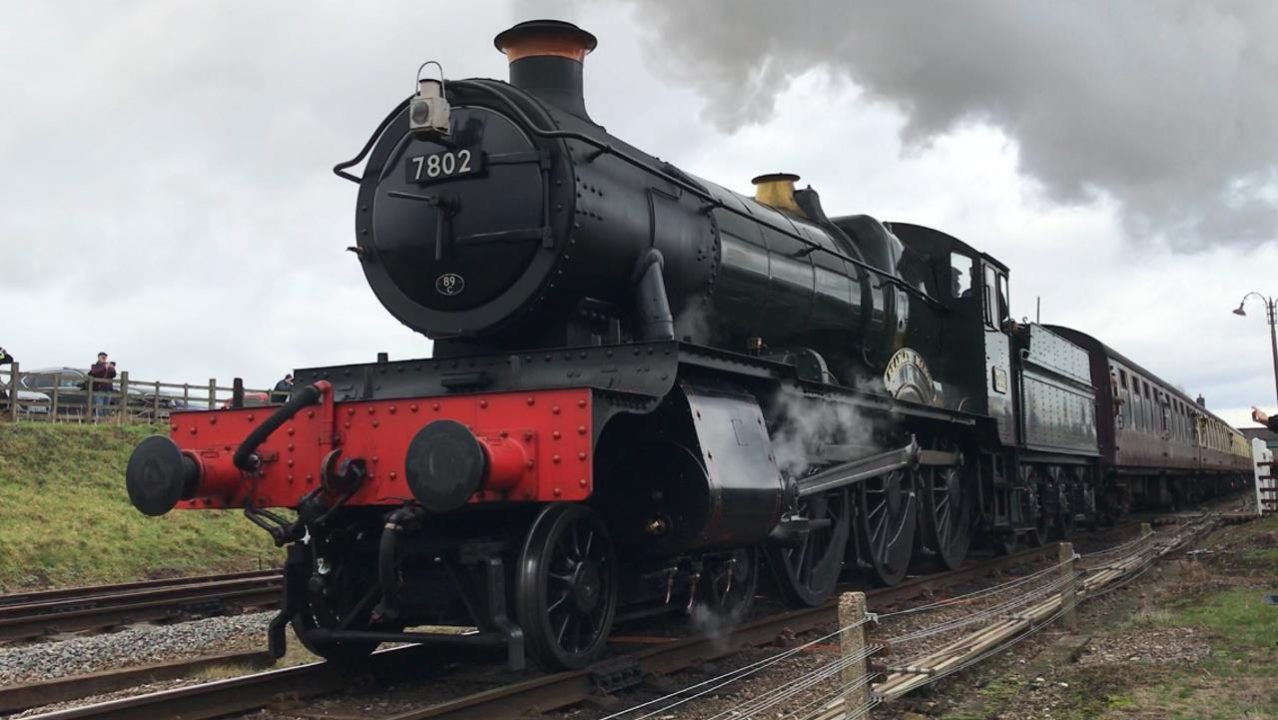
[1196,394,1205,406]
[751,173,806,217]
[495,20,597,120]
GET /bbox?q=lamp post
[1233,292,1278,408]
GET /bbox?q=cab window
[983,265,997,327]
[950,253,973,299]
[996,273,1010,324]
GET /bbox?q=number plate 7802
[405,147,483,184]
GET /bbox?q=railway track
[14,507,1245,720]
[0,571,280,643]
[10,539,1098,720]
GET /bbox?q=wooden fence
[0,362,272,424]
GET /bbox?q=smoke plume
[634,1,1278,250]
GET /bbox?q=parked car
[0,382,51,415]
[219,391,270,408]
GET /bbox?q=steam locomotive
[124,20,1252,670]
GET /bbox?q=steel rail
[21,540,1076,720]
[0,650,273,715]
[0,570,276,608]
[0,575,281,642]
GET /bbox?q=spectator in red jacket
[88,352,116,417]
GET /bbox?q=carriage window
[950,253,973,298]
[1119,370,1128,388]
[1143,382,1151,399]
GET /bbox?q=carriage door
[983,262,1015,444]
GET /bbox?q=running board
[795,436,959,497]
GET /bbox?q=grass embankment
[943,512,1278,719]
[0,423,278,591]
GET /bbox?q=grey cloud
[632,0,1278,250]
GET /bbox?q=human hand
[1252,407,1268,424]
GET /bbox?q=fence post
[208,379,217,410]
[87,369,96,422]
[232,378,245,409]
[153,380,161,419]
[51,370,61,417]
[1058,541,1077,631]
[839,591,870,718]
[5,362,17,422]
[118,371,130,423]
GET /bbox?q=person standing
[88,352,117,418]
[271,373,294,404]
[0,347,14,365]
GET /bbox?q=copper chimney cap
[494,20,598,63]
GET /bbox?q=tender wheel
[767,489,850,607]
[918,453,973,571]
[516,503,618,670]
[1053,469,1077,539]
[1023,469,1049,548]
[693,546,759,626]
[854,469,919,586]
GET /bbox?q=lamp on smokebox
[410,61,450,136]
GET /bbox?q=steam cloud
[634,1,1278,250]
[770,391,878,478]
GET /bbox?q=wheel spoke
[547,590,569,613]
[555,612,571,645]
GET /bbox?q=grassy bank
[0,423,278,591]
[936,511,1278,720]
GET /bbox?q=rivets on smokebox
[432,403,441,411]
[578,451,587,461]
[578,478,588,487]
[523,431,533,441]
[372,419,380,428]
[347,408,356,416]
[306,410,315,419]
[389,471,397,480]
[525,458,535,469]
[170,424,179,432]
[552,430,561,440]
[553,454,561,464]
[553,487,562,497]
[287,443,294,451]
[577,425,587,435]
[479,399,489,409]
[526,396,536,406]
[577,399,587,408]
[367,407,376,415]
[287,459,294,467]
[388,405,397,414]
[551,405,560,415]
[305,474,313,483]
[287,427,295,436]
[189,426,197,435]
[344,422,351,429]
[209,416,217,425]
[247,413,255,422]
[410,403,419,413]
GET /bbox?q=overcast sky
[2,1,1275,428]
